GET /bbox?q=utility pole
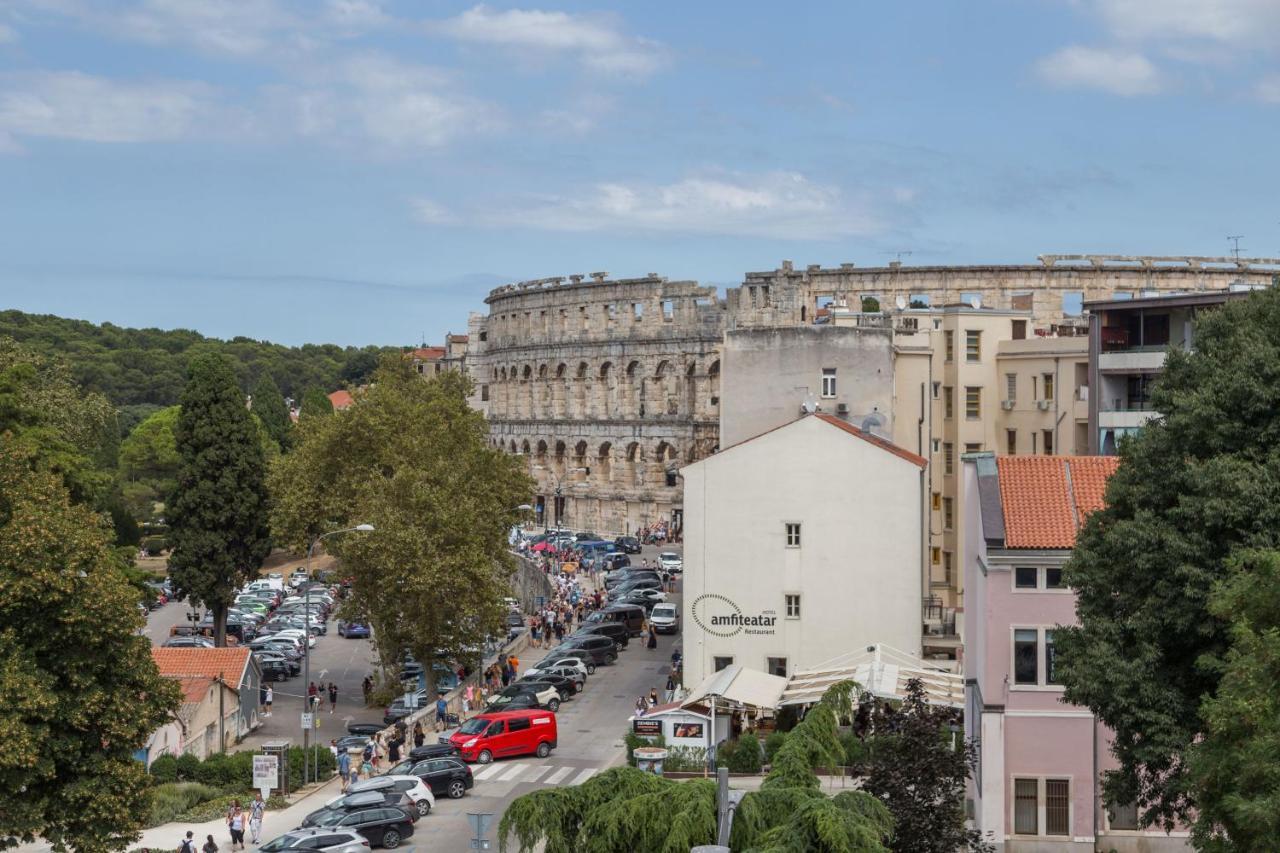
[1227,235,1244,261]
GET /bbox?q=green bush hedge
[763,731,788,763]
[623,730,666,767]
[142,536,169,556]
[663,746,707,773]
[146,782,222,827]
[726,735,762,774]
[149,746,336,792]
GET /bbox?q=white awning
[681,664,788,713]
[779,644,964,709]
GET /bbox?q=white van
[649,603,679,634]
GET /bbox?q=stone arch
[655,441,680,488]
[573,361,589,419]
[521,439,531,455]
[535,439,548,465]
[597,441,613,483]
[553,363,568,419]
[573,440,589,477]
[520,364,534,419]
[597,361,614,419]
[708,359,721,411]
[626,360,644,418]
[536,364,550,418]
[654,360,677,416]
[509,439,517,453]
[625,441,643,486]
[685,361,699,416]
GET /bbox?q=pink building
[962,453,1190,852]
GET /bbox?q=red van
[448,709,558,764]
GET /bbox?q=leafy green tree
[498,681,893,853]
[251,374,292,451]
[0,436,181,852]
[1056,288,1280,829]
[167,353,271,647]
[117,405,180,521]
[299,387,334,419]
[1186,550,1280,851]
[861,296,881,312]
[861,681,990,853]
[271,360,530,693]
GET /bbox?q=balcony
[1098,407,1157,430]
[1098,349,1167,374]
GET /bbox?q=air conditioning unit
[1000,400,1014,411]
[1037,400,1051,411]
[836,403,849,415]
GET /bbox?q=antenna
[883,250,914,263]
[969,294,982,310]
[1227,235,1244,261]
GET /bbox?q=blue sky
[1,1,1277,346]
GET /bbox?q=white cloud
[0,71,215,142]
[432,5,667,76]
[1092,0,1280,49]
[0,22,17,43]
[1036,45,1164,96]
[411,198,455,224]
[1256,75,1280,103]
[415,172,898,240]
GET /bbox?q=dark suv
[613,536,642,554]
[552,635,618,665]
[318,807,415,849]
[572,621,630,648]
[389,756,475,800]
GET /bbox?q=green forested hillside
[0,310,398,427]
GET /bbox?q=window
[1014,629,1039,685]
[579,306,588,330]
[821,368,837,398]
[943,497,954,530]
[633,303,644,321]
[965,443,982,453]
[766,657,788,678]
[480,384,490,402]
[1107,800,1140,830]
[943,386,954,419]
[965,330,981,362]
[942,551,953,585]
[931,492,941,511]
[1062,291,1084,316]
[662,300,675,321]
[1011,319,1027,340]
[785,523,801,547]
[478,331,487,342]
[1045,567,1063,589]
[965,386,981,419]
[944,331,954,362]
[1015,567,1037,589]
[1042,430,1054,455]
[713,656,733,673]
[1045,630,1059,685]
[1005,373,1017,402]
[1042,373,1054,401]
[932,381,940,399]
[508,717,531,732]
[1045,779,1070,835]
[1006,429,1017,455]
[1015,566,1068,591]
[785,594,801,619]
[931,546,941,565]
[943,443,954,474]
[487,721,504,736]
[1014,778,1038,834]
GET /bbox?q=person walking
[413,721,425,749]
[646,625,658,650]
[328,682,338,714]
[263,685,273,718]
[307,682,318,714]
[362,676,373,704]
[648,688,659,708]
[664,674,676,703]
[179,831,196,853]
[337,747,351,793]
[435,693,449,732]
[202,835,218,853]
[371,733,383,773]
[248,791,266,845]
[463,683,475,720]
[387,733,402,764]
[226,801,245,852]
[634,696,647,716]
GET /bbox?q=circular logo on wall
[691,593,744,638]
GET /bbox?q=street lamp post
[533,465,587,531]
[302,523,374,785]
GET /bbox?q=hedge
[146,782,222,827]
[149,746,336,792]
[763,731,788,763]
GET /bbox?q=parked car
[529,654,594,676]
[604,569,660,591]
[447,709,558,764]
[521,663,586,689]
[256,655,294,681]
[259,828,369,853]
[346,775,435,818]
[487,682,561,712]
[302,792,407,828]
[310,806,415,849]
[616,590,667,612]
[347,722,385,737]
[572,621,630,648]
[387,756,474,799]
[517,671,577,697]
[649,602,679,634]
[335,735,371,753]
[162,636,214,649]
[583,604,646,636]
[659,552,683,574]
[613,535,642,554]
[548,635,618,665]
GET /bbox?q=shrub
[663,746,708,773]
[176,793,287,824]
[146,782,222,827]
[174,753,200,782]
[714,738,737,769]
[283,745,336,789]
[622,730,665,767]
[142,536,169,556]
[149,754,178,784]
[763,731,788,764]
[841,732,868,769]
[727,735,762,774]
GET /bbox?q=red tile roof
[813,414,928,468]
[447,334,469,343]
[151,647,251,684]
[328,389,353,410]
[175,675,217,704]
[996,456,1120,548]
[407,347,446,360]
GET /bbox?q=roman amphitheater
[466,255,1278,535]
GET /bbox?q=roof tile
[996,456,1119,548]
[812,414,928,468]
[151,647,251,683]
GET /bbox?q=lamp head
[354,524,375,532]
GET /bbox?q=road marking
[522,765,552,783]
[569,768,597,786]
[473,764,505,781]
[497,763,528,782]
[542,766,574,785]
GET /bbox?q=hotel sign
[691,593,778,637]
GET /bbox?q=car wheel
[416,799,431,817]
[476,749,493,764]
[382,830,400,849]
[447,779,466,799]
[548,698,560,712]
[575,681,584,692]
[536,741,551,758]
[586,663,596,675]
[608,654,617,664]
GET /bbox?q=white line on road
[542,766,574,785]
[498,763,528,782]
[569,768,597,786]
[473,764,506,781]
[522,765,552,783]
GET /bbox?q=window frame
[965,386,981,420]
[820,368,837,399]
[1011,776,1074,837]
[1005,372,1017,403]
[944,330,954,362]
[784,594,801,619]
[1042,372,1055,401]
[1010,625,1065,690]
[784,522,801,548]
[712,656,734,672]
[943,443,954,475]
[942,497,954,530]
[965,329,981,363]
[1010,566,1071,594]
[765,656,788,678]
[943,386,954,419]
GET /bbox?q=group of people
[175,793,265,853]
[633,650,682,715]
[306,681,339,714]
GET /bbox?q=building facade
[963,453,1189,852]
[681,413,926,687]
[467,273,723,534]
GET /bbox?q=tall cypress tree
[168,353,270,647]
[252,374,293,451]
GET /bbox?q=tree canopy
[167,352,271,646]
[0,436,180,853]
[1057,288,1280,831]
[116,405,180,522]
[270,359,530,691]
[298,387,334,419]
[251,374,292,452]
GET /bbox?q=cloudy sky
[1,1,1277,346]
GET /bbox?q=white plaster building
[680,413,927,687]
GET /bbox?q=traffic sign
[300,713,313,730]
[467,813,493,835]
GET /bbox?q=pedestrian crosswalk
[472,761,599,787]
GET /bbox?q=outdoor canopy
[680,664,789,714]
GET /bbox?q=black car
[572,621,630,648]
[484,692,542,712]
[551,635,618,665]
[347,722,385,736]
[302,793,407,828]
[389,756,474,799]
[614,536,642,554]
[407,743,458,761]
[257,656,293,681]
[600,553,631,572]
[512,676,573,701]
[616,591,666,612]
[604,570,661,591]
[311,806,415,849]
[607,578,663,599]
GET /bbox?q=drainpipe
[919,380,928,655]
[218,673,225,754]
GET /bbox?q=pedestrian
[648,688,659,708]
[501,663,511,687]
[435,693,449,732]
[413,721,425,749]
[665,674,676,703]
[463,683,474,719]
[647,626,658,650]
[307,682,318,713]
[203,835,218,853]
[337,747,351,793]
[328,682,338,714]
[360,744,373,780]
[178,830,196,853]
[226,800,245,851]
[264,685,273,717]
[362,676,373,703]
[634,697,646,716]
[387,734,402,764]
[248,791,266,845]
[371,734,383,772]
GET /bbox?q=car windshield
[661,553,678,560]
[260,834,301,852]
[653,605,675,616]
[458,717,489,734]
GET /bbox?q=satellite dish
[969,294,983,309]
[895,295,907,310]
[801,396,817,415]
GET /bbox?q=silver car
[259,828,369,853]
